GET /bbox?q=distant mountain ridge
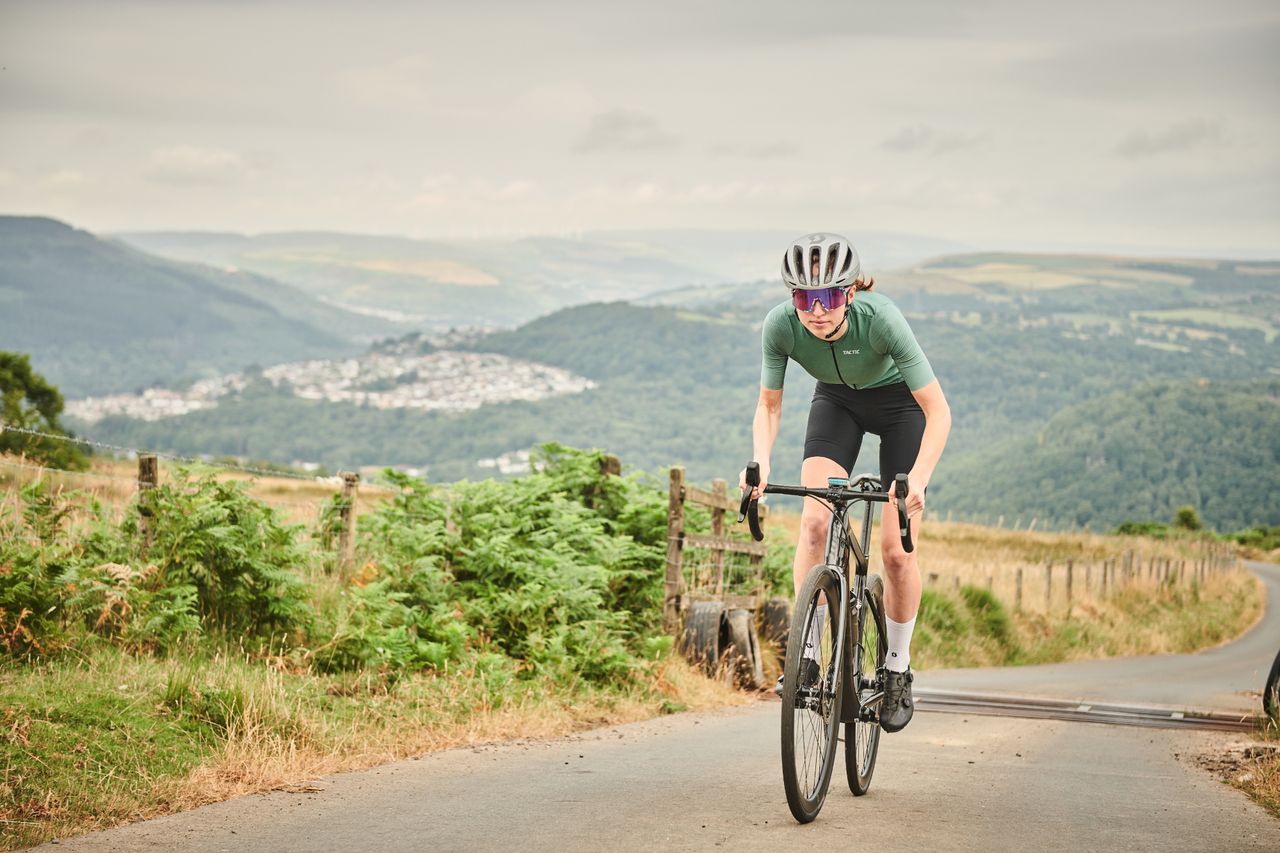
[0,216,382,396]
[115,227,971,330]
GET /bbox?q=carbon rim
[853,594,883,778]
[781,566,843,820]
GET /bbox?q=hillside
[0,217,384,396]
[74,252,1280,530]
[116,229,969,331]
[935,380,1280,532]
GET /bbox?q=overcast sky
[2,0,1278,255]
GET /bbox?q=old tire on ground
[761,596,791,665]
[725,608,765,690]
[681,601,725,677]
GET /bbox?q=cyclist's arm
[745,386,783,498]
[753,386,783,465]
[907,378,951,494]
[750,304,792,494]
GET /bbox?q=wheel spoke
[782,567,845,821]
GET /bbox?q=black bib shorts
[803,381,925,491]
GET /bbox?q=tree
[1172,505,1203,532]
[0,352,88,470]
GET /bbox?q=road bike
[738,462,913,823]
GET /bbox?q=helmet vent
[825,243,841,284]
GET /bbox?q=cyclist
[741,232,951,733]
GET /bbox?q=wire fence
[1,423,361,483]
[0,424,465,570]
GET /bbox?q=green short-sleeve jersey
[760,292,935,391]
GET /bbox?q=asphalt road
[34,561,1280,852]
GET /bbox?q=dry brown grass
[175,653,748,807]
[1232,745,1280,818]
[767,508,1240,616]
[1201,734,1280,820]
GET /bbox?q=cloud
[1114,118,1225,157]
[709,141,799,160]
[335,55,432,109]
[144,146,245,186]
[44,170,86,188]
[498,180,535,198]
[520,84,595,117]
[880,126,985,154]
[573,110,679,153]
[406,174,457,208]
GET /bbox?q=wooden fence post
[663,467,686,634]
[337,472,359,577]
[710,479,727,596]
[1044,563,1053,611]
[1015,568,1023,612]
[1085,563,1092,598]
[137,454,158,549]
[1101,561,1109,598]
[1066,560,1074,611]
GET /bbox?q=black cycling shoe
[879,668,915,733]
[774,658,823,697]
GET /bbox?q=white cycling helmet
[781,232,861,290]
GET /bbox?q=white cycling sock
[803,605,826,662]
[885,614,916,673]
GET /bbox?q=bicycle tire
[1265,647,1280,726]
[780,564,845,823]
[845,573,886,796]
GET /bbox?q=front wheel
[846,574,886,796]
[780,564,845,823]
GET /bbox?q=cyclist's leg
[875,385,927,627]
[799,384,863,596]
[872,387,926,732]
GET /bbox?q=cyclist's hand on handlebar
[739,461,769,501]
[887,477,926,517]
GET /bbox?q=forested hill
[0,217,379,396]
[77,252,1280,531]
[937,380,1280,531]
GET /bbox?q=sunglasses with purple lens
[791,286,848,313]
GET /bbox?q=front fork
[840,573,882,724]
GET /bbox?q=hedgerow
[2,446,762,689]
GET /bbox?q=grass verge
[1232,744,1280,818]
[0,644,746,851]
[1198,724,1280,819]
[910,568,1263,669]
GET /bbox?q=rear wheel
[780,564,844,823]
[846,574,886,796]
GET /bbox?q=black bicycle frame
[821,477,883,724]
